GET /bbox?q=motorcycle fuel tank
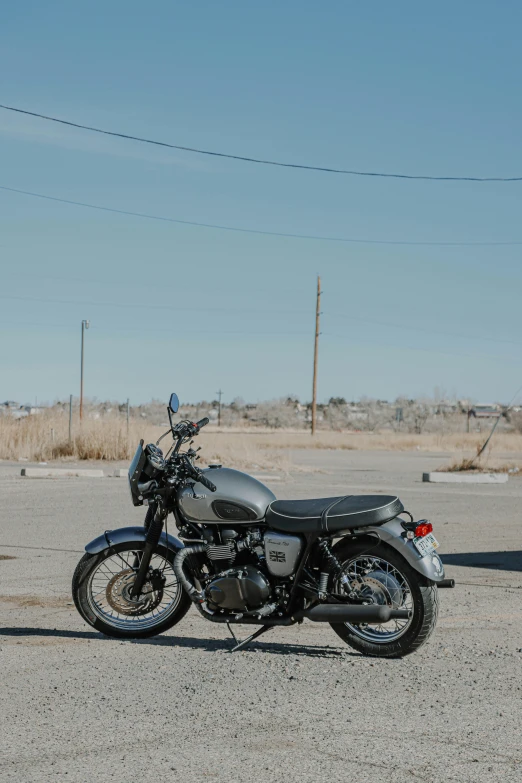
[176,467,276,524]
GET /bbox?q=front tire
[72,541,191,639]
[330,541,439,658]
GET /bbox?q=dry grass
[215,429,522,455]
[2,413,522,474]
[0,413,138,462]
[440,446,522,475]
[0,413,290,473]
[433,441,522,474]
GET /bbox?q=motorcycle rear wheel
[330,541,439,658]
[72,541,191,639]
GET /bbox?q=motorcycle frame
[84,507,446,616]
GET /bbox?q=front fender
[341,517,445,582]
[85,526,185,555]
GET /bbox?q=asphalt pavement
[1,449,521,782]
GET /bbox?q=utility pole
[126,398,130,437]
[80,319,90,422]
[68,394,73,442]
[311,276,321,435]
[216,389,223,427]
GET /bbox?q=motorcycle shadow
[0,626,353,658]
[441,550,522,572]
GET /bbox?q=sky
[1,1,522,407]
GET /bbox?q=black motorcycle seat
[265,494,404,534]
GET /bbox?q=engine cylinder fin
[206,543,236,561]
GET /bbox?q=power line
[0,321,312,337]
[0,292,307,315]
[0,316,515,363]
[1,293,520,350]
[329,312,522,349]
[2,184,522,246]
[323,333,516,365]
[1,103,520,183]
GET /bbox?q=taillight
[415,521,433,538]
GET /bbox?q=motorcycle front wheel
[330,541,439,658]
[72,541,191,639]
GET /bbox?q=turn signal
[414,521,433,538]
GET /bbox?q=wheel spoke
[86,547,181,632]
[336,554,413,644]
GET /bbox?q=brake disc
[105,569,163,616]
[352,572,403,609]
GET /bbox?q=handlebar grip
[196,472,217,492]
[196,417,210,429]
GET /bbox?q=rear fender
[335,517,445,582]
[85,526,184,556]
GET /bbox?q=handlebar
[179,454,217,491]
[173,417,210,441]
[195,471,217,492]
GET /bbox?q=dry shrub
[441,458,522,474]
[439,443,522,474]
[0,412,141,462]
[0,412,290,473]
[2,412,522,473]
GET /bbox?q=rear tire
[330,541,439,658]
[72,541,191,640]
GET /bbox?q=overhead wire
[328,312,522,349]
[0,103,520,182]
[1,291,520,351]
[1,185,522,246]
[0,292,308,315]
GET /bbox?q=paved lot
[1,450,521,782]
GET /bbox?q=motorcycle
[72,392,453,657]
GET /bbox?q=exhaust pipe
[299,604,411,623]
[173,544,206,603]
[437,579,455,588]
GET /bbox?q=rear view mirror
[168,393,179,414]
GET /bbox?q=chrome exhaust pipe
[299,604,411,623]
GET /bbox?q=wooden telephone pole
[311,276,321,435]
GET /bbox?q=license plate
[413,532,439,557]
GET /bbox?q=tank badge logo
[269,550,286,563]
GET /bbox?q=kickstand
[226,623,272,653]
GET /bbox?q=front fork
[129,498,166,597]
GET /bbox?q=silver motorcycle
[72,392,453,656]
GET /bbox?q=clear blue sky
[1,1,521,406]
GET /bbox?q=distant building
[0,402,43,418]
[470,404,502,419]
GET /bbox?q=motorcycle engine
[205,564,271,611]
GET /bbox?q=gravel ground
[1,450,521,782]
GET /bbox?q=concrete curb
[21,468,105,479]
[422,472,508,484]
[112,469,128,478]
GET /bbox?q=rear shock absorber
[318,539,351,592]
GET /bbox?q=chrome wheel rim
[336,555,413,643]
[87,548,183,632]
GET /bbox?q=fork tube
[130,501,165,597]
[132,504,155,570]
